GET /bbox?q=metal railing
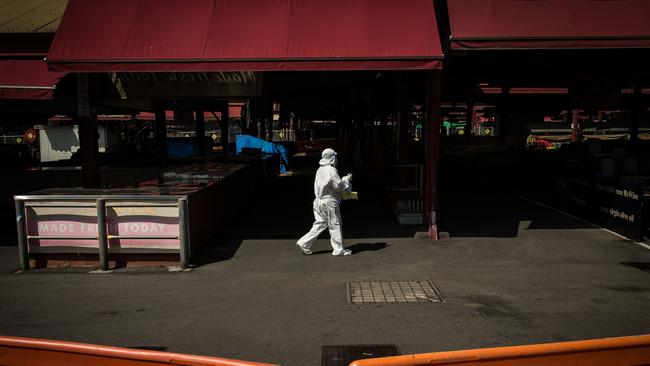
[14,194,190,271]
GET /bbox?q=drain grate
[322,344,400,366]
[347,281,443,304]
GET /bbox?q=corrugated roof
[0,0,68,33]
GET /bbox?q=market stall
[14,160,271,270]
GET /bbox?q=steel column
[96,199,108,271]
[424,70,443,240]
[178,198,190,269]
[631,85,641,142]
[220,102,230,154]
[195,109,206,156]
[571,109,580,143]
[465,99,474,143]
[499,86,510,145]
[154,107,168,165]
[15,199,29,270]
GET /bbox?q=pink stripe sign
[26,206,181,251]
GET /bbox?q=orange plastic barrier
[0,335,278,366]
[349,334,650,366]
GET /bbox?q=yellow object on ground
[342,191,358,200]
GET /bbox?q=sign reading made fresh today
[25,205,181,251]
[113,71,263,98]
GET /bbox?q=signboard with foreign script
[555,171,644,241]
[112,71,263,98]
[591,173,644,241]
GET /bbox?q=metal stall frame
[14,194,190,271]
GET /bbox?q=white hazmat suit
[296,148,352,256]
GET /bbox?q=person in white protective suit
[296,148,353,256]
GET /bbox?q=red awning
[47,0,443,72]
[448,0,650,50]
[0,59,65,99]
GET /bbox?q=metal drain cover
[322,344,400,366]
[347,281,443,304]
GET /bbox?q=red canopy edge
[0,89,55,100]
[47,0,443,72]
[448,0,650,50]
[0,59,65,100]
[47,59,442,73]
[451,37,650,51]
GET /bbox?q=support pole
[220,102,230,154]
[424,70,443,240]
[465,99,474,143]
[15,199,29,270]
[571,109,580,143]
[499,86,510,145]
[154,106,167,165]
[631,85,641,142]
[195,109,206,156]
[96,199,108,271]
[397,73,410,186]
[367,88,375,173]
[78,114,100,188]
[178,198,190,269]
[340,102,351,157]
[77,74,100,188]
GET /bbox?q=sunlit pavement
[1,175,649,366]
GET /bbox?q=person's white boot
[296,243,312,255]
[332,249,352,256]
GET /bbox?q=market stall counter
[14,161,264,270]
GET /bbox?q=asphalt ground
[1,161,650,366]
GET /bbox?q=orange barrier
[0,335,278,366]
[349,334,650,366]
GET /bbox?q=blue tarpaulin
[236,135,289,173]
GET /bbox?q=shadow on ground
[620,261,650,274]
[192,158,414,266]
[0,149,602,268]
[0,209,17,246]
[307,242,389,256]
[438,150,594,237]
[192,151,605,265]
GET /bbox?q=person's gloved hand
[343,173,353,182]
